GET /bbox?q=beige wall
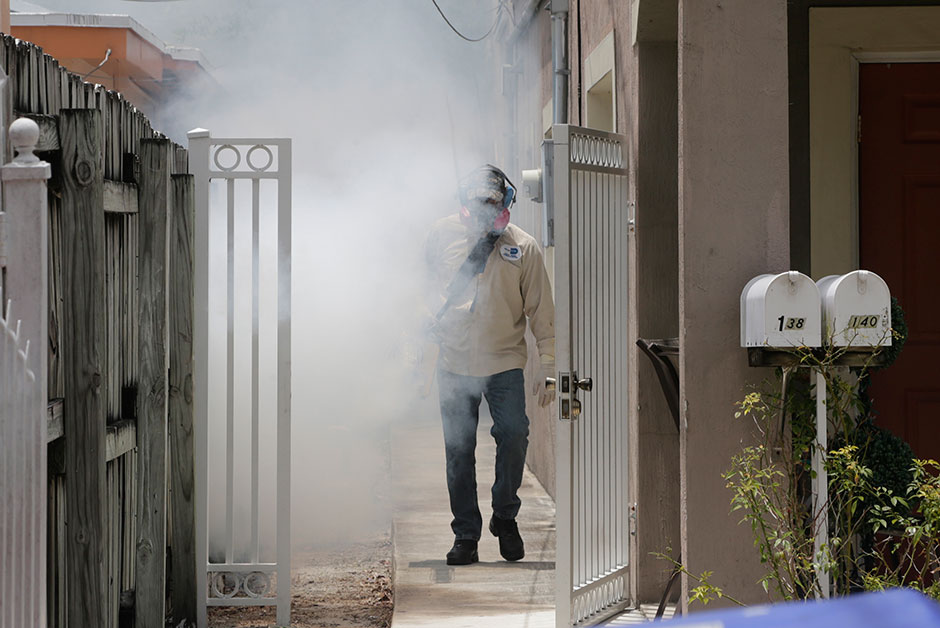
[505,0,793,611]
[678,0,789,609]
[810,7,940,279]
[631,38,681,603]
[584,32,616,132]
[500,9,558,497]
[573,1,632,134]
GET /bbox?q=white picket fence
[0,114,51,628]
[0,292,43,628]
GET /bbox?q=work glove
[533,354,556,408]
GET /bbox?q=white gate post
[275,135,292,628]
[187,128,211,628]
[1,118,50,378]
[0,117,51,628]
[813,369,830,598]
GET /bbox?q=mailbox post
[741,270,892,598]
[741,271,830,596]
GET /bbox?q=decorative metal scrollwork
[570,134,624,169]
[208,570,275,599]
[243,571,271,597]
[210,572,240,599]
[246,145,274,172]
[210,144,277,173]
[571,574,627,623]
[213,145,241,172]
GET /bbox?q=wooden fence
[0,33,197,628]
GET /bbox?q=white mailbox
[817,270,892,348]
[741,271,822,348]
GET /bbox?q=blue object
[502,182,515,209]
[437,368,529,541]
[659,589,940,628]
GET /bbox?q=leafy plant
[721,338,939,602]
[662,301,935,606]
[651,552,746,607]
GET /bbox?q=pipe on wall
[551,0,569,124]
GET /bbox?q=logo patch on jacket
[500,244,522,261]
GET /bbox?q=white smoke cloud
[34,0,509,550]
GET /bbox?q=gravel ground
[207,533,393,628]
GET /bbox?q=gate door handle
[576,377,593,392]
[545,377,556,391]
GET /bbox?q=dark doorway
[859,62,940,460]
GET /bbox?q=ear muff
[459,164,518,210]
[458,164,516,232]
[482,163,517,210]
[501,180,516,210]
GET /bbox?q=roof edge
[10,12,211,70]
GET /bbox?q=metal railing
[189,130,292,627]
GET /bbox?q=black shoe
[446,539,479,565]
[489,515,525,561]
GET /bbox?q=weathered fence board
[103,180,138,214]
[59,108,108,628]
[47,474,66,627]
[135,138,172,628]
[169,173,196,625]
[15,112,57,150]
[47,399,63,442]
[1,32,196,628]
[47,189,63,400]
[105,420,137,462]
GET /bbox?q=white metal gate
[549,124,631,627]
[188,129,292,627]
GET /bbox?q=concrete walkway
[390,411,556,627]
[389,410,672,627]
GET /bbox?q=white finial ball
[10,117,40,164]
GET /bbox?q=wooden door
[859,62,940,461]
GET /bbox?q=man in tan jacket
[424,164,555,566]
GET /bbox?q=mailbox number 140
[848,315,879,329]
[777,316,805,331]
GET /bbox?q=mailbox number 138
[777,316,805,331]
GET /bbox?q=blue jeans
[438,368,529,541]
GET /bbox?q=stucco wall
[677,0,789,609]
[501,9,557,498]
[632,39,681,603]
[572,0,632,133]
[505,0,792,610]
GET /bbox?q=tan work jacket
[425,214,555,377]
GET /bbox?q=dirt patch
[207,532,393,628]
[207,424,395,628]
